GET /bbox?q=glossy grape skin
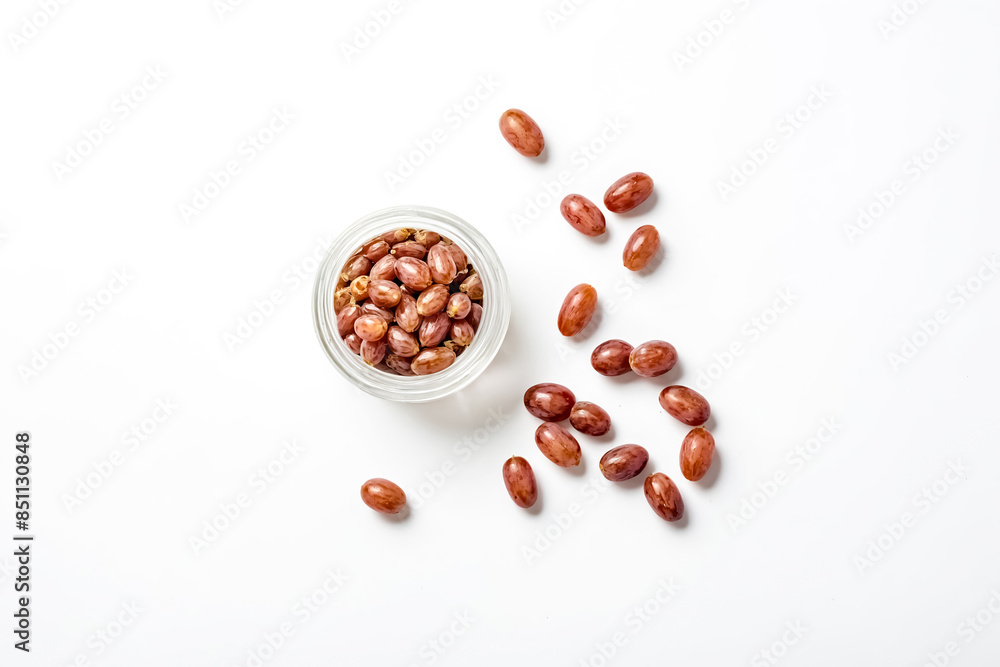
[344,333,363,355]
[385,354,415,376]
[534,423,582,467]
[523,383,576,421]
[380,228,412,246]
[386,326,420,357]
[450,319,475,347]
[363,239,390,262]
[502,456,537,508]
[427,243,458,285]
[418,312,451,348]
[569,401,611,436]
[390,240,427,259]
[558,283,598,337]
[360,478,407,514]
[659,386,710,426]
[499,108,545,157]
[411,347,456,375]
[395,257,434,291]
[644,473,684,522]
[369,255,397,282]
[360,338,387,366]
[467,303,483,332]
[680,427,715,481]
[413,230,441,247]
[395,293,422,333]
[360,302,394,325]
[446,293,472,319]
[459,272,483,300]
[629,340,677,378]
[560,194,606,237]
[445,243,468,270]
[604,172,653,213]
[333,230,486,377]
[591,340,633,376]
[336,305,361,338]
[623,225,660,271]
[599,445,649,482]
[416,284,450,316]
[368,279,402,309]
[354,314,388,342]
[341,254,372,282]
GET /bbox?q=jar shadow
[394,312,525,442]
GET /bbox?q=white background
[2,0,1000,665]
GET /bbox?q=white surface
[3,1,1000,665]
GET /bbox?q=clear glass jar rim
[312,205,511,402]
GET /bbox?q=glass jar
[312,205,511,402]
